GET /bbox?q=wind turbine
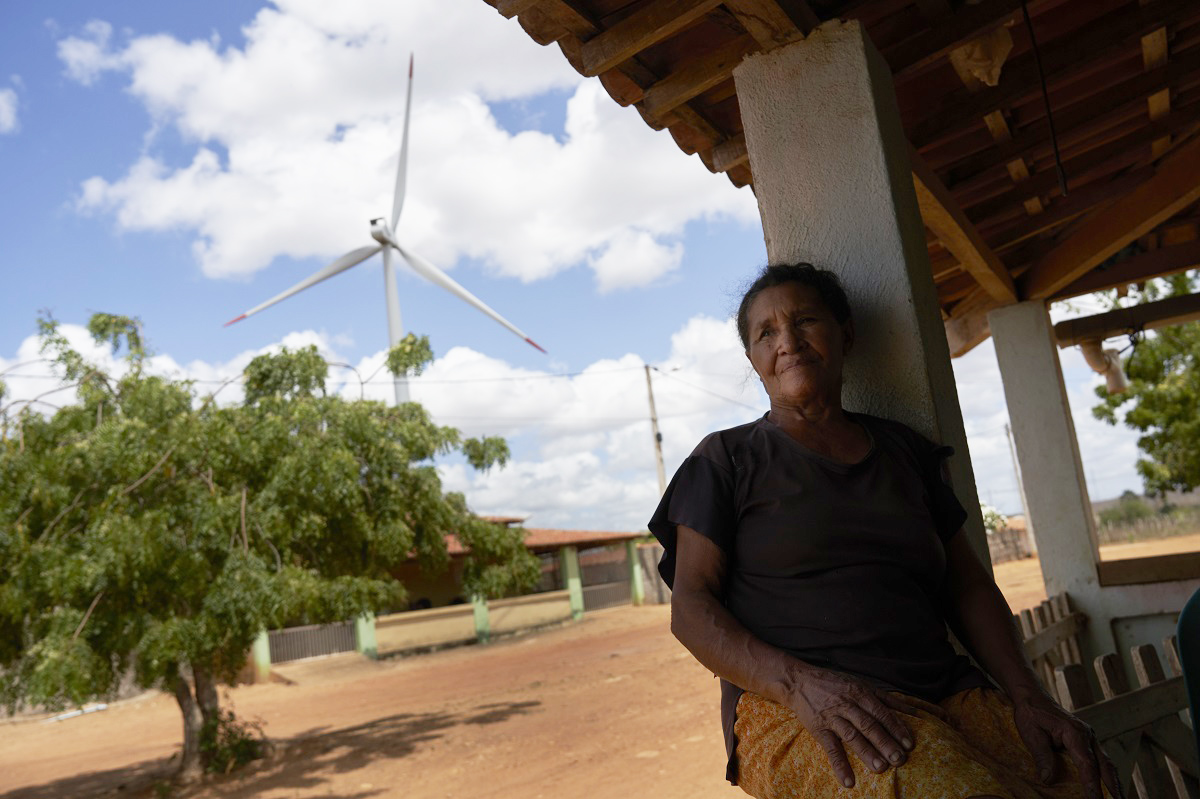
[225,55,545,404]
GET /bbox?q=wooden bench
[1015,593,1199,799]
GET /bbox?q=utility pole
[644,365,667,496]
[1005,422,1036,554]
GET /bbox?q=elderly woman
[649,264,1119,799]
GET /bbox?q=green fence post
[250,629,271,684]
[472,594,491,644]
[355,612,377,659]
[627,539,645,606]
[560,545,584,620]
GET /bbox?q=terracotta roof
[480,0,1200,355]
[442,527,646,556]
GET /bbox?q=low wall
[376,604,476,654]
[375,590,574,654]
[489,590,572,635]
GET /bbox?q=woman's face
[744,282,853,407]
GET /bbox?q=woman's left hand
[1011,690,1122,799]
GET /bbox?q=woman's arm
[672,524,919,788]
[940,531,1122,799]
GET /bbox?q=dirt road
[5,533,1199,799]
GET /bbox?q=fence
[267,620,357,664]
[987,527,1032,564]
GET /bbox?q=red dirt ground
[5,533,1199,799]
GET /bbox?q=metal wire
[1020,0,1068,197]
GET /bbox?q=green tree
[0,316,538,781]
[1093,272,1200,496]
[1097,490,1154,528]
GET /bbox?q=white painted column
[987,301,1115,657]
[733,20,987,563]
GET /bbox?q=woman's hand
[783,664,927,788]
[1011,689,1123,799]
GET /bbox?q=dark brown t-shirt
[648,412,990,784]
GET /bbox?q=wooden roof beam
[580,0,723,77]
[911,147,1018,303]
[888,0,1029,82]
[1140,0,1171,159]
[909,0,1200,148]
[1050,240,1200,301]
[945,305,995,357]
[710,133,748,172]
[642,35,758,118]
[940,44,1200,182]
[1054,291,1200,347]
[723,0,810,49]
[1021,133,1200,300]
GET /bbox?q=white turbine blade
[390,54,413,232]
[225,245,383,326]
[394,244,547,353]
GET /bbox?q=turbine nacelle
[369,217,394,246]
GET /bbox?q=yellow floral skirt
[734,687,1112,799]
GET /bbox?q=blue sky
[0,0,1144,529]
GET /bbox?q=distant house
[392,516,648,610]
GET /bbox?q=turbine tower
[225,55,545,404]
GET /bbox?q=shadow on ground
[4,700,541,799]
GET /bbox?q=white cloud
[60,1,757,290]
[589,229,683,293]
[0,88,18,134]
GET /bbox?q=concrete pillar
[250,629,271,684]
[733,20,987,565]
[626,539,645,606]
[354,612,377,659]
[988,302,1114,657]
[560,545,584,620]
[471,594,490,644]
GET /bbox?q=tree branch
[72,591,104,641]
[121,447,176,496]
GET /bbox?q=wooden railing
[1017,593,1086,704]
[1016,592,1198,799]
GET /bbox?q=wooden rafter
[1021,132,1200,299]
[910,147,1017,303]
[886,0,1027,81]
[909,0,1199,148]
[1140,1,1171,159]
[1050,239,1200,300]
[580,0,724,77]
[723,0,808,49]
[642,35,758,118]
[940,45,1200,183]
[944,304,995,357]
[1054,291,1200,346]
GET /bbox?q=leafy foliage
[200,709,266,774]
[980,503,1007,534]
[1093,272,1200,495]
[1097,490,1154,528]
[0,317,537,776]
[462,436,510,472]
[385,333,435,378]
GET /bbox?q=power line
[652,367,761,411]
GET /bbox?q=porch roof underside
[481,0,1200,355]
